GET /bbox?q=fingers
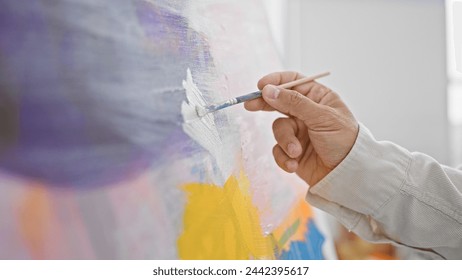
[261,85,323,123]
[257,71,303,90]
[258,71,323,97]
[272,117,303,173]
[245,71,330,112]
[272,118,302,158]
[243,97,275,112]
[245,72,305,112]
[273,144,298,173]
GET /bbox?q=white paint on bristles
[181,68,232,182]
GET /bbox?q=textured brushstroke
[273,199,313,250]
[18,185,54,259]
[181,68,234,181]
[178,173,274,260]
[272,199,325,259]
[278,220,325,260]
[0,0,212,187]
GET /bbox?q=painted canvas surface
[0,0,334,259]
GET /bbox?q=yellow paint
[272,198,313,251]
[178,172,274,259]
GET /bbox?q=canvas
[0,0,334,259]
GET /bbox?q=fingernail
[264,85,280,100]
[288,143,297,158]
[285,160,298,172]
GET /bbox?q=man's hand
[244,71,359,186]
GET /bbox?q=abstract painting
[0,0,334,259]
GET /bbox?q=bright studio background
[264,0,461,258]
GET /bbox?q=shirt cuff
[306,123,413,230]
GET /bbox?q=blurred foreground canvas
[0,0,334,259]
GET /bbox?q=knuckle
[312,84,324,94]
[272,118,282,131]
[310,84,334,103]
[286,90,306,118]
[272,145,278,156]
[310,107,341,128]
[288,90,303,106]
[329,90,340,99]
[272,118,287,133]
[272,146,284,167]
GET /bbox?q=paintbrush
[195,71,330,117]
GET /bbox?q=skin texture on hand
[244,71,359,186]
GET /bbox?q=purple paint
[0,0,216,187]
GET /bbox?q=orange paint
[178,172,274,259]
[18,184,54,259]
[272,198,313,252]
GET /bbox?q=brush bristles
[195,105,208,117]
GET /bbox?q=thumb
[261,85,322,122]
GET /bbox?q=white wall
[263,0,287,58]
[450,0,462,74]
[286,0,449,163]
[447,0,462,165]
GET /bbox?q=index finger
[245,71,304,112]
[259,71,324,96]
[257,71,304,90]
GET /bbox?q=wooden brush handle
[279,71,330,89]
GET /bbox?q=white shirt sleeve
[306,124,462,259]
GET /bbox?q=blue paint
[278,219,325,260]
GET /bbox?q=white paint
[195,105,208,118]
[183,1,221,47]
[181,68,233,183]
